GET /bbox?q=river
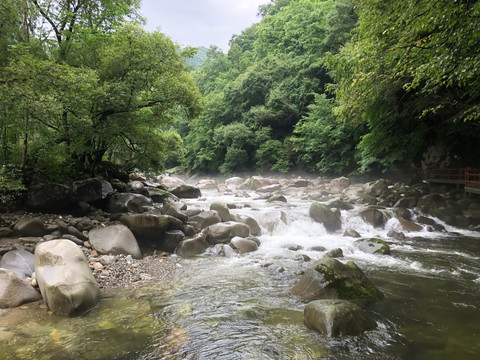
[1,184,479,359]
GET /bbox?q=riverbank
[1,174,480,359]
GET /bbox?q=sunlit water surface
[1,187,479,359]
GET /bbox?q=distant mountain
[183,46,208,69]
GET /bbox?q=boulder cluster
[1,173,479,327]
[0,174,266,316]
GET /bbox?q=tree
[292,95,364,174]
[185,0,358,174]
[0,0,202,180]
[329,0,480,171]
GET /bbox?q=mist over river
[1,177,480,359]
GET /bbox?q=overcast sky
[139,0,270,51]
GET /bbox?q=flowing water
[1,185,480,359]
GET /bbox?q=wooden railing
[422,168,467,184]
[465,168,480,195]
[423,167,480,195]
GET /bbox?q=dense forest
[1,0,479,201]
[185,0,480,175]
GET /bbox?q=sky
[139,0,270,51]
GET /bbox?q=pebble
[100,255,115,265]
[92,262,104,270]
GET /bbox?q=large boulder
[35,240,100,316]
[176,232,209,257]
[262,210,287,233]
[148,188,176,204]
[328,199,355,211]
[107,193,153,213]
[225,177,244,188]
[89,225,142,259]
[128,181,149,196]
[343,229,361,238]
[162,230,186,253]
[304,299,377,337]
[14,218,48,237]
[416,193,447,212]
[256,184,283,193]
[171,185,202,199]
[290,178,310,188]
[354,238,391,255]
[309,202,342,232]
[0,249,35,279]
[71,177,114,203]
[197,179,218,190]
[120,214,170,241]
[206,222,250,244]
[210,202,231,222]
[244,176,278,190]
[230,236,259,254]
[157,176,185,191]
[394,197,419,209]
[25,183,72,213]
[189,210,222,230]
[359,209,386,228]
[291,257,383,303]
[397,217,423,232]
[329,177,350,193]
[231,214,262,236]
[0,269,42,308]
[163,202,188,223]
[363,179,389,197]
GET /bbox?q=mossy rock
[355,238,391,255]
[291,257,383,303]
[304,299,377,337]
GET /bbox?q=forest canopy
[0,0,201,182]
[185,0,480,175]
[1,0,479,188]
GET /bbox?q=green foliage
[183,46,208,70]
[0,166,25,209]
[185,0,357,174]
[329,0,480,171]
[0,1,202,180]
[292,95,364,174]
[256,139,292,173]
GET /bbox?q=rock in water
[328,177,350,193]
[354,238,391,255]
[309,202,342,232]
[231,214,262,236]
[35,240,100,316]
[0,269,42,308]
[176,232,209,257]
[206,222,250,244]
[89,225,142,259]
[304,299,377,337]
[359,209,386,228]
[171,184,202,199]
[189,210,222,230]
[230,236,259,254]
[291,257,383,303]
[210,202,232,222]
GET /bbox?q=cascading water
[1,183,479,360]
